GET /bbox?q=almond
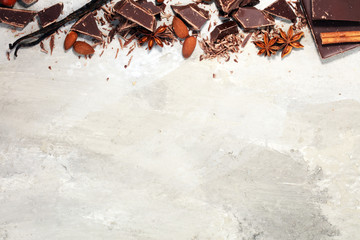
[182,36,196,59]
[172,16,189,39]
[73,41,95,55]
[64,31,78,50]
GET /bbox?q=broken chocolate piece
[210,21,239,42]
[38,3,64,28]
[239,0,259,7]
[0,7,36,28]
[312,0,360,22]
[137,0,162,16]
[214,0,242,14]
[71,13,103,41]
[171,3,209,31]
[114,0,156,32]
[301,0,360,58]
[263,0,296,21]
[232,7,274,30]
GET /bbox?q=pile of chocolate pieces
[0,0,358,61]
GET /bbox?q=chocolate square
[210,21,239,42]
[0,7,36,28]
[171,3,209,31]
[232,7,274,30]
[137,0,162,16]
[38,3,63,28]
[301,0,360,59]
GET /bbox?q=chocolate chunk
[263,0,296,21]
[116,16,138,37]
[137,0,162,16]
[38,3,63,28]
[312,0,360,22]
[301,0,360,58]
[214,0,242,13]
[71,13,103,41]
[239,0,260,7]
[232,7,274,30]
[171,3,209,31]
[114,0,156,32]
[210,21,239,42]
[0,7,36,28]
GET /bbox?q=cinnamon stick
[321,31,360,45]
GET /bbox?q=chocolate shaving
[199,34,242,61]
[49,35,55,55]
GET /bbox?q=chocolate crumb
[199,34,243,61]
[48,66,52,70]
[115,48,119,59]
[6,52,10,61]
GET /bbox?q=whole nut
[64,31,78,50]
[73,41,95,55]
[172,16,189,39]
[182,36,196,59]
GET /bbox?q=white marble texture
[0,0,359,239]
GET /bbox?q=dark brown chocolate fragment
[239,0,259,7]
[312,0,360,22]
[171,3,209,31]
[231,7,274,30]
[38,3,64,28]
[263,0,296,21]
[210,21,239,42]
[137,0,162,16]
[116,16,138,37]
[214,0,242,14]
[0,7,36,28]
[114,0,156,32]
[301,0,360,59]
[71,13,103,41]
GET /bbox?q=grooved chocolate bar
[312,0,360,22]
[301,0,360,59]
[114,0,156,32]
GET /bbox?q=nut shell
[182,36,197,59]
[73,41,95,55]
[172,16,189,39]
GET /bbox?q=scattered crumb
[50,35,55,55]
[6,52,10,61]
[48,66,52,70]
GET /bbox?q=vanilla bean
[9,0,109,57]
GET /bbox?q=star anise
[277,26,304,58]
[253,33,280,57]
[138,25,169,50]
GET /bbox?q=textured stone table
[0,0,359,239]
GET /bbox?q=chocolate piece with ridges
[210,21,238,42]
[171,3,209,31]
[301,0,360,59]
[231,7,274,30]
[312,0,360,22]
[38,3,64,28]
[214,0,242,13]
[71,13,103,41]
[263,0,296,21]
[137,0,162,16]
[114,0,156,32]
[0,7,36,28]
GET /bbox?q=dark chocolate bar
[232,7,274,30]
[114,0,156,32]
[137,0,162,16]
[214,0,242,14]
[301,0,360,59]
[38,3,63,28]
[0,7,36,28]
[71,13,103,41]
[263,0,296,21]
[171,3,209,31]
[312,0,360,22]
[210,21,239,42]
